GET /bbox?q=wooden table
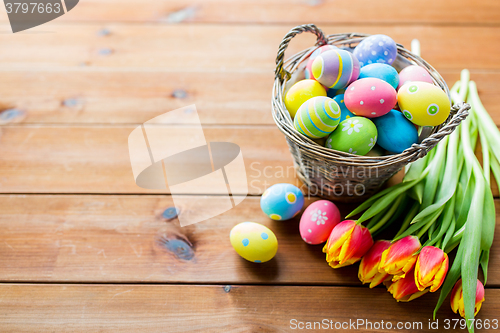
[0,1,499,332]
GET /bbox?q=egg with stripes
[353,34,397,67]
[325,117,378,156]
[230,222,278,263]
[294,96,341,139]
[284,79,327,118]
[305,45,338,80]
[260,183,304,221]
[397,81,451,126]
[311,49,360,89]
[397,65,434,90]
[344,78,397,118]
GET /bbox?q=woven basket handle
[275,24,328,81]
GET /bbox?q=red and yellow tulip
[414,246,449,292]
[387,266,429,302]
[379,235,421,281]
[358,240,392,288]
[450,279,485,318]
[323,220,373,268]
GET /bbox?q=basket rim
[271,27,470,168]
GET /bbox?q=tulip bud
[358,240,392,288]
[323,220,373,268]
[387,266,429,302]
[450,279,485,318]
[414,246,449,292]
[379,235,421,281]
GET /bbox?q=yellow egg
[397,81,451,127]
[284,79,327,118]
[230,222,278,263]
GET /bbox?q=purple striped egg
[305,45,338,80]
[311,50,360,90]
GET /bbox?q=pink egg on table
[299,200,341,245]
[344,78,397,118]
[397,65,434,90]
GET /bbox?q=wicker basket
[272,24,470,202]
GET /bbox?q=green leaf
[480,250,490,284]
[395,205,443,241]
[481,181,495,251]
[460,110,485,332]
[492,156,500,190]
[356,180,420,224]
[411,130,458,225]
[421,137,448,209]
[425,195,455,248]
[442,216,456,251]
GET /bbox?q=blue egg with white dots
[260,183,304,221]
[353,34,397,67]
[359,63,399,89]
[333,94,355,122]
[230,222,278,263]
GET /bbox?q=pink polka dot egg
[344,78,397,118]
[397,65,434,90]
[299,200,341,245]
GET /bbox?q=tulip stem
[368,195,402,235]
[394,201,419,238]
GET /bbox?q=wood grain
[1,0,498,25]
[0,24,499,71]
[0,195,498,286]
[0,70,498,125]
[0,126,497,196]
[0,283,499,332]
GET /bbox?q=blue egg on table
[333,94,355,122]
[372,109,418,153]
[260,183,304,221]
[353,34,398,67]
[359,63,399,89]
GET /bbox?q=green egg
[325,116,378,156]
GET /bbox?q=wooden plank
[0,126,498,196]
[1,0,499,25]
[0,126,295,195]
[0,284,499,332]
[0,195,499,286]
[0,70,498,126]
[0,24,499,71]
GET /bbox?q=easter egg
[333,94,355,122]
[344,78,397,118]
[284,79,327,118]
[372,110,419,153]
[397,82,451,127]
[230,222,278,263]
[353,34,397,67]
[261,183,304,221]
[359,63,399,89]
[311,49,360,89]
[299,200,341,245]
[397,65,434,90]
[305,45,338,80]
[294,96,341,139]
[325,117,377,155]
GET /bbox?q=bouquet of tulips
[323,70,497,332]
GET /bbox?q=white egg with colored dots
[397,81,451,127]
[230,222,278,263]
[260,183,304,221]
